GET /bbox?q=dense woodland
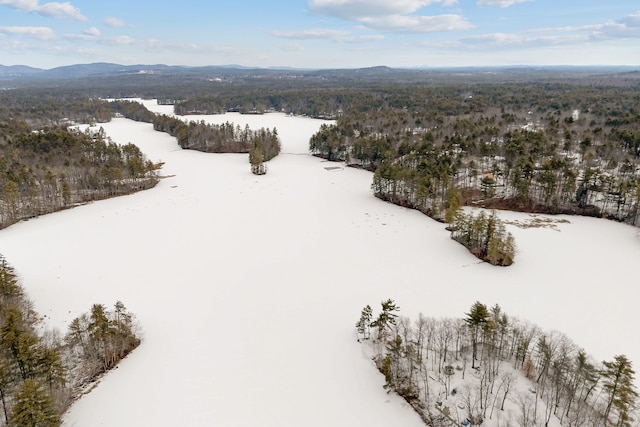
[0,121,160,230]
[0,254,139,426]
[307,83,640,232]
[357,300,638,427]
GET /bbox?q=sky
[0,0,638,69]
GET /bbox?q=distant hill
[0,62,638,85]
[0,64,42,77]
[0,63,189,80]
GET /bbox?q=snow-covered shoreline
[1,101,639,426]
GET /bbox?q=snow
[1,100,639,426]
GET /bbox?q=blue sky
[0,0,638,69]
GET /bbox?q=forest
[0,121,160,230]
[357,300,638,427]
[0,254,139,426]
[1,65,639,423]
[301,80,640,266]
[308,83,640,229]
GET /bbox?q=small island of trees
[151,114,281,160]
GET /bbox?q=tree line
[357,299,638,427]
[322,114,639,219]
[151,114,281,160]
[0,254,140,426]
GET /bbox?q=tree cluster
[66,302,140,383]
[0,123,160,230]
[371,139,458,220]
[109,100,155,123]
[357,300,638,427]
[0,254,140,426]
[449,210,516,266]
[152,114,281,160]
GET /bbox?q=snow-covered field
[1,101,639,426]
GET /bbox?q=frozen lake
[1,101,639,426]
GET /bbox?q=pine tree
[465,301,489,368]
[0,358,11,426]
[88,304,113,369]
[10,379,61,427]
[0,255,23,305]
[602,354,638,425]
[1,305,39,380]
[355,305,373,340]
[371,299,399,340]
[444,186,462,224]
[249,141,266,175]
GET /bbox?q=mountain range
[1,62,638,82]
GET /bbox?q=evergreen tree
[444,186,462,224]
[0,358,11,426]
[10,379,61,427]
[0,255,23,305]
[602,354,638,425]
[88,304,113,369]
[1,305,39,380]
[465,301,489,368]
[371,299,399,340]
[355,305,373,340]
[249,142,266,175]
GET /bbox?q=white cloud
[65,28,135,44]
[102,36,135,46]
[307,0,467,34]
[104,16,128,28]
[0,25,55,40]
[593,11,640,39]
[618,11,640,28]
[0,0,38,11]
[533,11,640,40]
[454,10,640,53]
[140,39,236,56]
[38,1,85,20]
[83,27,100,37]
[0,0,86,21]
[309,0,456,19]
[271,28,384,43]
[278,42,305,52]
[272,28,350,40]
[461,32,585,47]
[360,14,472,32]
[347,34,385,42]
[476,0,532,7]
